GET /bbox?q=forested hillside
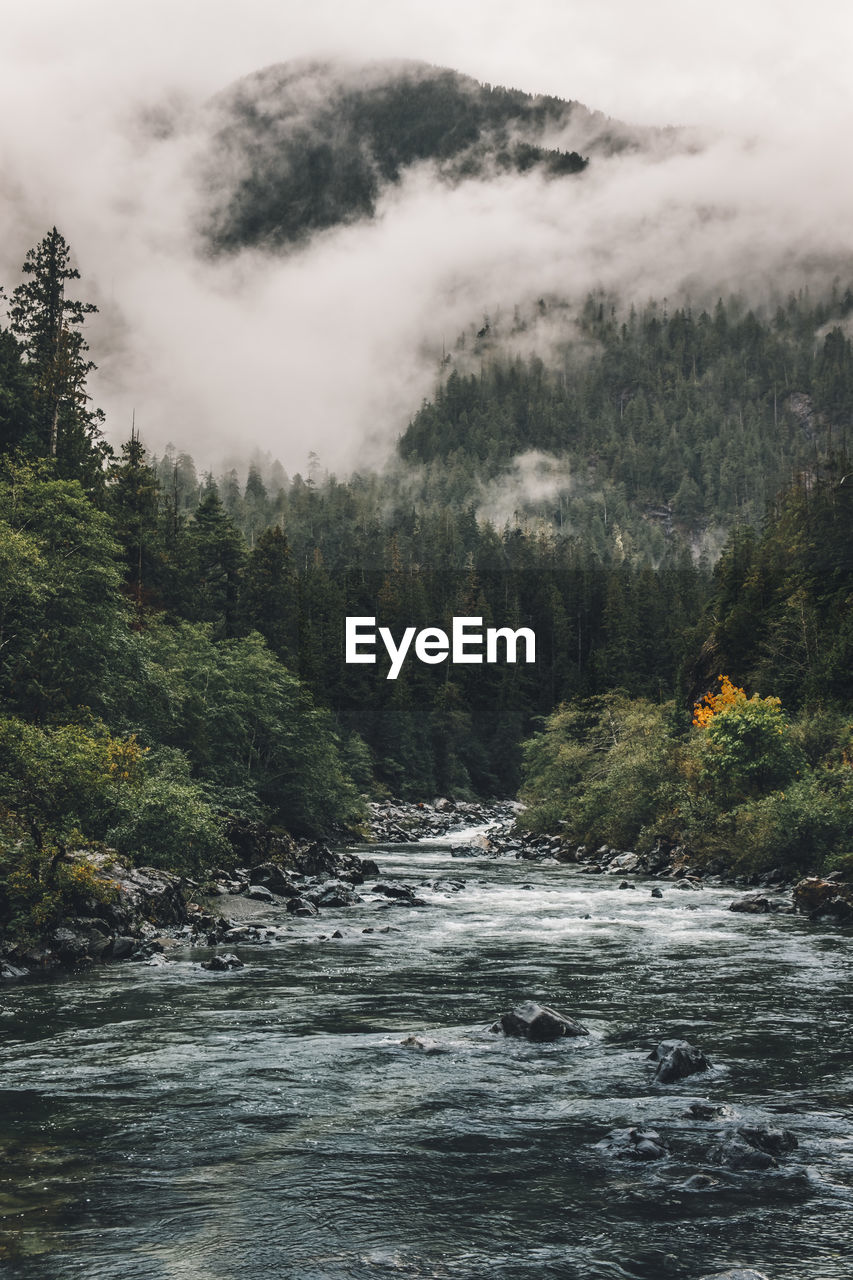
[401,291,853,533]
[2,226,852,939]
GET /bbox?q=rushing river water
[2,833,853,1280]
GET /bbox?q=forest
[1,228,852,938]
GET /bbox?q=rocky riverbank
[0,832,379,981]
[3,799,851,981]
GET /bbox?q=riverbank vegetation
[518,472,853,877]
[1,228,852,936]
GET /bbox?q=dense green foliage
[517,691,853,878]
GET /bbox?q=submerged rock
[648,1038,711,1083]
[596,1126,668,1161]
[674,1173,720,1191]
[736,1124,798,1158]
[493,1001,589,1042]
[682,1102,723,1120]
[699,1272,771,1280]
[400,1035,447,1054]
[709,1137,777,1171]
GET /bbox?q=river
[1,832,852,1279]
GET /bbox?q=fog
[1,2,851,474]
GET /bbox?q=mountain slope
[200,59,662,252]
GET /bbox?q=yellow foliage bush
[692,675,747,727]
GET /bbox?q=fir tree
[9,229,105,480]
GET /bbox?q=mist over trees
[204,60,598,252]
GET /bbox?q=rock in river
[312,880,363,908]
[493,1001,589,1042]
[597,1127,668,1161]
[371,881,417,901]
[648,1038,711,1083]
[735,1124,798,1158]
[729,894,774,914]
[202,953,244,971]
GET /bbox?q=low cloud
[1,8,851,474]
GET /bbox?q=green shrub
[108,769,229,875]
[699,694,803,800]
[518,694,685,850]
[0,715,144,848]
[125,621,365,836]
[725,772,853,876]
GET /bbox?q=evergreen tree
[184,489,247,637]
[107,427,161,609]
[9,229,106,481]
[240,524,298,661]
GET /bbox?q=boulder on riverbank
[492,1001,589,1041]
[1,851,189,979]
[793,876,853,922]
[249,862,301,897]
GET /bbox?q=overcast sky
[1,1,852,473]
[5,0,851,128]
